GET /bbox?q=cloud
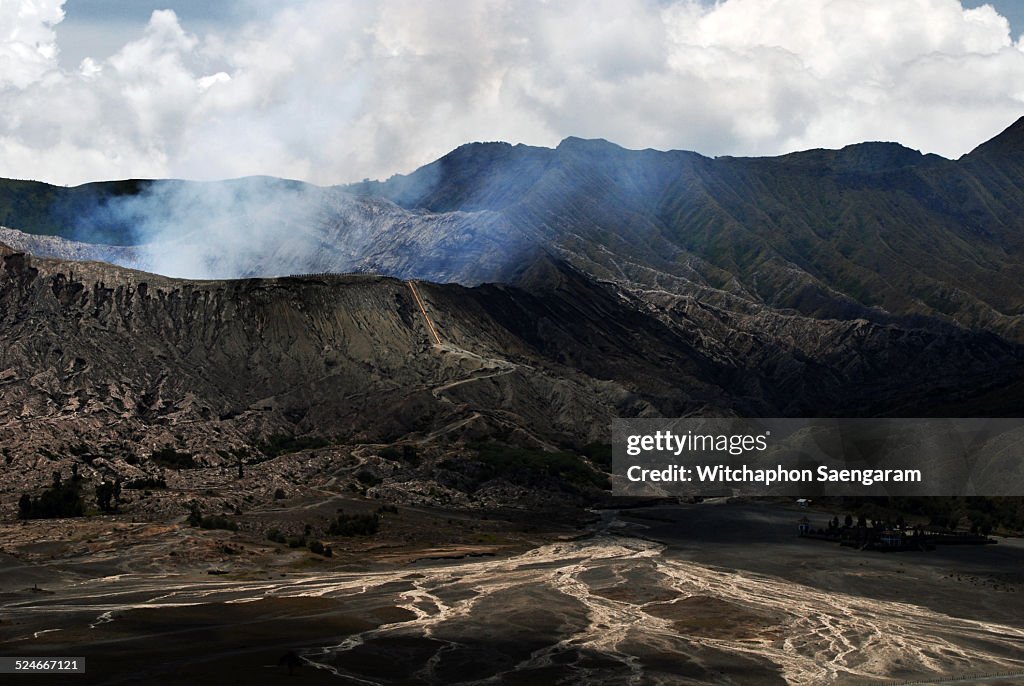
[1,0,1023,186]
[0,0,64,88]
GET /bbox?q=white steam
[70,174,522,282]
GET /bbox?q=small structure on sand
[796,515,996,552]
[798,516,811,535]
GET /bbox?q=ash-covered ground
[2,232,1024,685]
[2,500,1024,686]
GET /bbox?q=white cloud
[0,0,64,88]
[1,0,1023,186]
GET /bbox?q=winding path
[407,281,442,347]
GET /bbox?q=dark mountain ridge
[354,120,1024,328]
[2,118,1024,341]
[965,115,1024,160]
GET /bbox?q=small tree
[18,493,32,519]
[96,482,116,513]
[187,502,203,527]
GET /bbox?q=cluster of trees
[839,496,1024,535]
[17,467,123,519]
[95,479,122,513]
[328,512,379,536]
[266,506,397,556]
[307,540,332,556]
[186,503,237,531]
[823,513,930,535]
[151,445,196,469]
[266,526,333,556]
[18,470,85,520]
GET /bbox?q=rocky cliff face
[0,248,609,462]
[2,246,1021,471]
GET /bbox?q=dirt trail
[402,281,554,449]
[407,281,442,347]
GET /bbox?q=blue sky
[56,0,247,67]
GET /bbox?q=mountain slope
[359,129,1024,337]
[2,245,1022,469]
[3,118,1024,340]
